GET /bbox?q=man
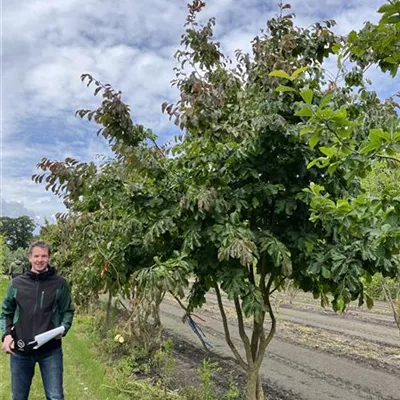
[9,259,28,279]
[0,241,74,400]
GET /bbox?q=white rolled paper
[32,326,65,349]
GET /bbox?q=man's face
[28,247,50,274]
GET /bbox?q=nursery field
[159,292,400,400]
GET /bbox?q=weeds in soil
[154,338,177,392]
[199,359,220,400]
[225,376,241,400]
[81,303,242,399]
[180,359,240,400]
[79,309,180,399]
[199,359,240,400]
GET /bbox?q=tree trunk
[245,369,263,400]
[381,280,400,338]
[105,291,112,327]
[257,374,264,399]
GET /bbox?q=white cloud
[1,197,36,218]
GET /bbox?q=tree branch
[381,282,400,334]
[376,154,400,164]
[150,138,167,159]
[322,122,400,165]
[256,268,276,370]
[214,282,248,370]
[233,295,254,368]
[269,276,286,296]
[323,122,357,154]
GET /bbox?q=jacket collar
[27,266,56,281]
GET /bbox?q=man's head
[28,241,51,274]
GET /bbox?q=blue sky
[1,0,397,225]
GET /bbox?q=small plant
[224,375,240,400]
[127,347,153,376]
[153,339,177,392]
[198,359,220,400]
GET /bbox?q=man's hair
[28,241,51,256]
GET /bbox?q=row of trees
[35,2,400,399]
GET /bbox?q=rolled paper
[32,326,65,349]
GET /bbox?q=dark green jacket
[9,260,28,278]
[0,267,74,354]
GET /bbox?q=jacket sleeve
[58,281,74,335]
[0,282,16,341]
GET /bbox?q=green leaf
[295,107,313,117]
[392,131,400,142]
[307,158,322,169]
[292,66,309,79]
[300,126,314,136]
[365,294,374,309]
[338,127,352,139]
[319,147,335,157]
[360,142,379,155]
[386,14,400,24]
[338,263,348,276]
[269,70,291,80]
[307,263,320,274]
[331,108,347,123]
[332,43,341,54]
[319,93,333,109]
[309,132,321,149]
[309,182,325,195]
[275,85,297,93]
[370,128,390,143]
[378,4,394,13]
[348,30,357,43]
[252,197,259,208]
[334,297,345,312]
[327,162,340,175]
[300,89,314,105]
[322,267,331,279]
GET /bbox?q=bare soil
[160,292,400,400]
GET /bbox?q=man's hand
[55,334,63,340]
[2,335,15,354]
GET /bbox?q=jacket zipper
[40,291,44,309]
[33,279,40,336]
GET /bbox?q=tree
[361,162,400,337]
[34,2,400,399]
[347,1,400,77]
[35,155,188,346]
[0,216,36,251]
[154,3,397,397]
[0,236,12,275]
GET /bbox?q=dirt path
[278,306,399,346]
[160,298,400,400]
[202,295,400,347]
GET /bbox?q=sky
[1,0,397,227]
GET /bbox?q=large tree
[34,2,400,399]
[0,216,36,251]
